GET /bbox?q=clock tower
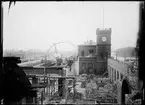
[94,28,111,75]
[96,28,111,60]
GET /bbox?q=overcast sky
[3,1,139,52]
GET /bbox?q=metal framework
[21,66,76,104]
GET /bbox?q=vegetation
[66,59,74,67]
[81,81,86,88]
[56,57,63,66]
[67,90,83,100]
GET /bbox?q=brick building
[77,28,112,76]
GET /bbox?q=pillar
[110,67,112,82]
[65,79,68,104]
[117,81,122,104]
[112,69,114,83]
[46,77,48,94]
[58,77,65,97]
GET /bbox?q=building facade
[107,58,139,104]
[77,28,112,76]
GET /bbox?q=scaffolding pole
[73,78,76,103]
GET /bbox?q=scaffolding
[23,65,76,104]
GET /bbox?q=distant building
[73,28,112,76]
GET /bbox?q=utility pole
[103,6,104,29]
[73,78,76,103]
[0,5,3,78]
[65,79,68,104]
[43,67,45,95]
[48,69,50,101]
[41,91,43,105]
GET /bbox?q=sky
[3,1,139,52]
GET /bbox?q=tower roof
[96,28,112,35]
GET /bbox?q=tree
[8,1,16,13]
[67,59,74,67]
[56,57,63,66]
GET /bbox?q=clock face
[102,37,107,42]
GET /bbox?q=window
[89,49,94,54]
[120,73,123,80]
[81,51,84,56]
[88,63,93,68]
[100,53,104,59]
[117,71,119,79]
[114,70,116,81]
[81,63,86,73]
[105,52,108,59]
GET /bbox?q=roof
[78,44,96,47]
[20,66,64,69]
[31,84,47,88]
[108,58,128,75]
[3,56,21,63]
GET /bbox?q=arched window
[81,63,86,73]
[88,63,93,68]
[117,71,119,79]
[109,66,111,77]
[112,68,114,81]
[120,73,123,80]
[88,63,93,74]
[114,70,116,81]
[105,52,108,59]
[81,51,84,56]
[100,53,104,59]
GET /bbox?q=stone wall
[78,57,107,76]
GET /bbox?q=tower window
[100,53,104,59]
[105,52,108,59]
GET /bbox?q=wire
[46,41,77,57]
